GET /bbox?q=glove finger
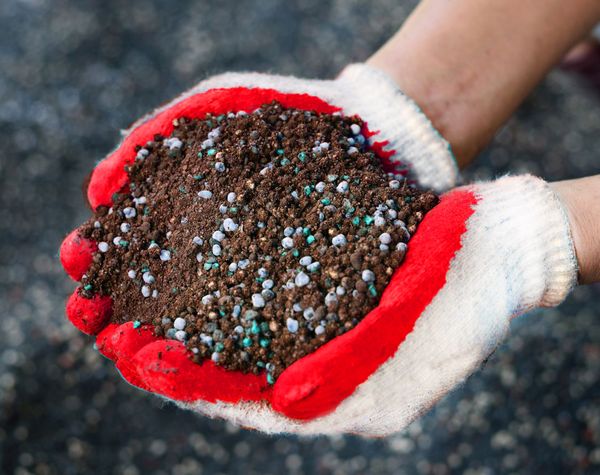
[131,339,271,404]
[66,289,112,335]
[60,229,96,281]
[96,322,160,390]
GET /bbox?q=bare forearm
[368,0,600,166]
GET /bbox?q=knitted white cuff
[470,175,578,310]
[337,64,459,193]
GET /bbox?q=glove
[59,65,576,436]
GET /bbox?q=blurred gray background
[1,0,600,474]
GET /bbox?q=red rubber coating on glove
[96,322,160,390]
[66,290,112,335]
[60,229,96,281]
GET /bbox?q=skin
[366,0,600,284]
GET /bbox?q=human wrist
[551,176,600,284]
[367,0,600,168]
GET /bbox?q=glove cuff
[336,63,459,193]
[470,175,578,310]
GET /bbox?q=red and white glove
[59,65,577,436]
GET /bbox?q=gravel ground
[1,1,600,474]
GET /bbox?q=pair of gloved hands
[60,64,578,436]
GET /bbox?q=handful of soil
[80,101,438,382]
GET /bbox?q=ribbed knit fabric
[336,64,459,193]
[469,176,577,310]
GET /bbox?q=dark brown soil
[80,101,438,381]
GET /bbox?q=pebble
[199,334,213,346]
[331,234,347,246]
[315,182,326,193]
[159,249,171,261]
[141,285,151,298]
[350,123,361,135]
[262,279,274,289]
[295,272,310,287]
[174,317,186,330]
[281,237,294,249]
[284,227,295,237]
[196,252,203,263]
[142,272,155,284]
[252,294,265,308]
[175,330,186,341]
[379,232,392,244]
[261,289,275,301]
[120,222,131,233]
[303,307,316,320]
[374,216,386,227]
[223,218,238,232]
[127,270,136,279]
[361,269,375,282]
[306,261,320,272]
[228,262,238,272]
[325,292,338,306]
[201,294,214,305]
[198,190,213,199]
[215,162,226,172]
[227,192,236,203]
[286,318,299,333]
[238,259,250,269]
[192,236,203,245]
[165,137,183,150]
[98,242,109,253]
[350,252,363,269]
[347,146,359,155]
[123,207,136,219]
[299,256,312,266]
[314,325,325,335]
[208,127,221,139]
[336,180,349,193]
[212,230,225,241]
[257,267,269,278]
